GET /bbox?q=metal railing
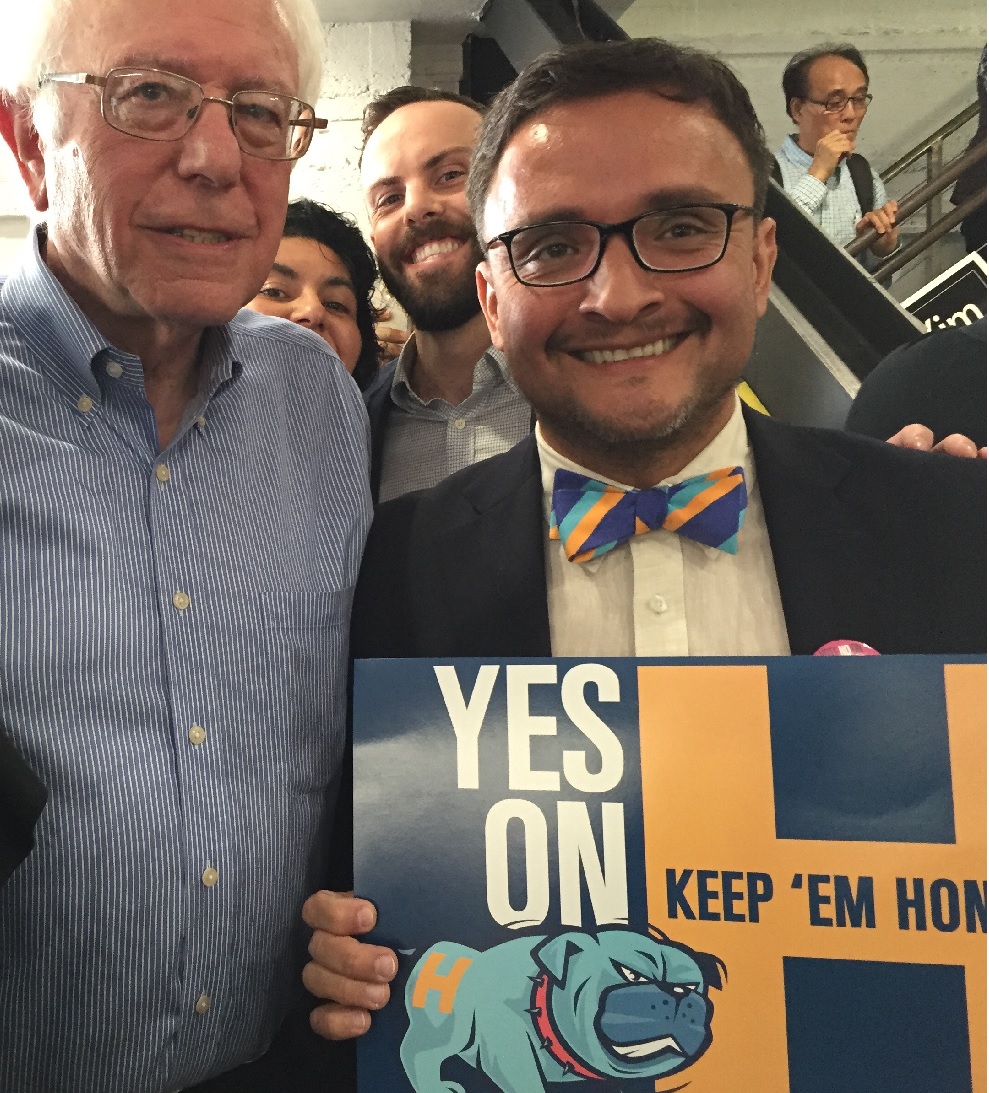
[873,187,986,279]
[881,101,980,184]
[880,100,980,236]
[848,138,986,255]
[847,127,985,280]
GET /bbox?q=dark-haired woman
[248,198,381,389]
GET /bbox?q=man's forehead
[806,55,868,92]
[362,101,480,184]
[64,0,298,90]
[503,91,728,151]
[485,92,749,226]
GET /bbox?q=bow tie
[549,466,747,563]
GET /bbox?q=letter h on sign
[637,663,985,1091]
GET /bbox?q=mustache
[399,217,479,259]
[550,311,712,356]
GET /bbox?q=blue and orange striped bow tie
[549,466,747,563]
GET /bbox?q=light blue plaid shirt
[775,134,889,271]
[0,230,371,1092]
[378,340,531,502]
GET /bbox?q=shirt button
[453,418,466,430]
[201,866,219,888]
[188,724,206,746]
[648,594,668,614]
[196,416,207,430]
[76,394,94,413]
[106,361,124,378]
[194,993,212,1015]
[172,591,191,611]
[155,464,171,483]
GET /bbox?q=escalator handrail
[872,188,987,280]
[847,138,986,256]
[880,100,980,184]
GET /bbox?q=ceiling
[314,0,484,25]
[312,0,632,31]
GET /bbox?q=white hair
[0,0,325,105]
[0,0,71,98]
[274,0,325,107]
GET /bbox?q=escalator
[746,182,921,428]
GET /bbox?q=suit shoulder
[372,437,538,527]
[831,423,984,486]
[753,411,984,481]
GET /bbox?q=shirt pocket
[265,586,352,796]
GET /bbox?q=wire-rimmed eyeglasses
[803,92,873,115]
[486,204,760,288]
[39,67,327,161]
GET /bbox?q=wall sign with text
[903,250,986,332]
[353,656,985,1093]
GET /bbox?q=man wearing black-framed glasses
[0,0,371,1090]
[776,43,899,267]
[302,38,983,1056]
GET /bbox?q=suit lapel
[745,408,890,655]
[362,363,395,504]
[434,436,552,657]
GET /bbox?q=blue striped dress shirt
[0,230,372,1092]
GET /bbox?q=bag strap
[771,152,875,215]
[846,152,875,215]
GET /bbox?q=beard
[533,380,736,481]
[518,326,739,481]
[377,217,485,333]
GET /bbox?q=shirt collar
[537,393,754,499]
[1,225,241,410]
[1,226,114,403]
[780,134,814,168]
[537,395,756,569]
[388,333,513,408]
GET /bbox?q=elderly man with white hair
[0,0,370,1089]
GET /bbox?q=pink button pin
[813,640,880,656]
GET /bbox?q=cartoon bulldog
[400,925,725,1092]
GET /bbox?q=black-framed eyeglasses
[486,204,760,288]
[39,67,327,161]
[803,92,873,114]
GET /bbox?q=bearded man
[359,87,531,501]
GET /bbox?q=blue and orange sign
[353,656,986,1092]
[639,662,984,1091]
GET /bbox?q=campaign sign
[353,657,986,1093]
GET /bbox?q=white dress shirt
[539,398,791,657]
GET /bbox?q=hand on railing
[848,139,986,259]
[854,199,899,257]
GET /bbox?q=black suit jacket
[362,360,396,504]
[352,408,986,658]
[845,319,987,449]
[1,724,47,890]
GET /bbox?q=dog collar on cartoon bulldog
[529,974,607,1081]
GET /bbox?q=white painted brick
[293,21,413,230]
